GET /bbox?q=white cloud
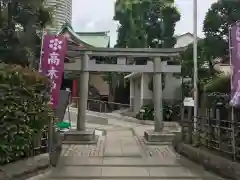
[85,21,96,30]
[72,0,217,46]
[175,0,217,37]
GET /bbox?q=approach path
[31,112,225,180]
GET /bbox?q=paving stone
[104,145,122,155]
[101,167,150,176]
[104,130,142,157]
[58,157,103,166]
[27,118,225,180]
[145,158,181,165]
[51,166,101,177]
[26,171,51,180]
[149,167,196,177]
[107,130,133,137]
[103,157,145,165]
[62,136,105,157]
[47,179,160,180]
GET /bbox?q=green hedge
[0,65,53,165]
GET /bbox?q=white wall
[142,74,152,99]
[133,77,141,113]
[141,73,181,101]
[163,74,182,100]
[89,73,109,96]
[174,33,194,48]
[213,64,231,75]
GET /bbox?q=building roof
[58,25,110,48]
[213,63,231,75]
[213,57,231,75]
[175,32,201,40]
[76,32,110,47]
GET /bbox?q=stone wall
[173,134,240,180]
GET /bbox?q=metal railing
[71,97,133,113]
[30,128,49,157]
[181,106,240,161]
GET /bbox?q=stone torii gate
[63,47,184,143]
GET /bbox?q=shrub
[0,65,53,164]
[136,101,180,121]
[204,74,230,94]
[203,75,230,107]
[136,103,154,120]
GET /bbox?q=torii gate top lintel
[65,46,183,73]
[67,46,186,57]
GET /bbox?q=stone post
[77,54,89,131]
[153,57,164,132]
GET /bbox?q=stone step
[47,156,224,180]
[58,157,182,166]
[48,168,203,179]
[47,178,203,180]
[47,164,207,179]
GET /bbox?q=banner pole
[38,29,47,71]
[229,24,236,161]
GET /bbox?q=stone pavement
[29,115,225,180]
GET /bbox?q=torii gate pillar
[153,57,164,132]
[77,53,89,131]
[63,53,96,144]
[143,57,176,144]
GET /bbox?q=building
[59,25,110,102]
[213,57,231,75]
[125,33,197,114]
[44,0,72,33]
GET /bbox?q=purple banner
[230,21,240,107]
[41,35,67,108]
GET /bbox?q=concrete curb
[124,118,154,125]
[0,153,50,180]
[173,135,240,180]
[110,113,180,127]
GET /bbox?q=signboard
[183,97,194,107]
[40,35,67,108]
[230,21,240,107]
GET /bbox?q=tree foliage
[181,38,216,79]
[114,0,180,48]
[181,0,240,82]
[0,65,52,164]
[203,0,240,59]
[0,0,52,66]
[112,0,180,96]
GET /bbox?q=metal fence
[29,128,49,157]
[181,106,240,161]
[71,97,133,113]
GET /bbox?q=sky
[72,0,217,46]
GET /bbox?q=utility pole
[193,0,198,131]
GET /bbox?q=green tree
[114,0,180,48]
[181,0,240,81]
[111,0,180,98]
[181,39,215,80]
[0,0,52,66]
[203,0,240,59]
[181,0,240,100]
